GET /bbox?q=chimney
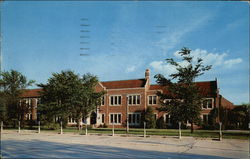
[145,69,150,83]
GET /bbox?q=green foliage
[205,104,249,130]
[156,116,166,129]
[43,122,60,130]
[0,70,34,127]
[38,70,105,129]
[228,104,249,129]
[154,47,212,133]
[143,106,156,129]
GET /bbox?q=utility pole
[126,96,129,133]
[0,1,3,75]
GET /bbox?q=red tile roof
[149,81,217,97]
[196,81,217,97]
[20,89,42,98]
[20,80,217,98]
[101,79,146,89]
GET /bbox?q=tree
[156,116,166,129]
[228,104,249,129]
[155,47,212,133]
[38,71,104,130]
[0,70,34,127]
[70,73,105,130]
[143,106,156,129]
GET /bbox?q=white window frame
[148,95,157,105]
[101,114,105,123]
[163,99,171,104]
[34,98,38,108]
[202,98,214,109]
[202,114,209,123]
[101,96,105,106]
[28,98,31,107]
[128,94,141,106]
[109,113,122,125]
[154,113,158,120]
[68,116,77,124]
[27,113,32,120]
[128,113,141,125]
[164,114,172,124]
[109,95,122,106]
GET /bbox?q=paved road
[1,130,249,158]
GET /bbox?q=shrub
[142,106,156,129]
[156,116,166,129]
[43,122,60,130]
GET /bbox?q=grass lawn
[32,127,249,140]
[4,126,249,140]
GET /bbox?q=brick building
[20,69,234,128]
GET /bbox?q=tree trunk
[191,122,194,133]
[77,113,83,131]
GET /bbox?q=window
[27,113,32,120]
[148,95,157,105]
[101,114,105,123]
[202,99,213,109]
[128,95,141,105]
[129,113,141,125]
[28,99,31,108]
[110,95,122,106]
[163,99,171,104]
[154,113,157,120]
[202,114,212,125]
[68,116,77,123]
[164,114,172,125]
[110,113,121,124]
[101,96,105,106]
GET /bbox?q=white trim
[127,94,141,106]
[34,98,38,108]
[128,113,141,125]
[163,113,172,125]
[101,114,105,124]
[109,95,122,106]
[148,95,157,105]
[98,82,106,89]
[109,113,122,125]
[202,113,210,123]
[202,98,214,110]
[163,99,171,103]
[101,96,105,106]
[154,113,158,120]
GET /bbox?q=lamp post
[60,120,63,134]
[38,121,40,134]
[219,122,222,141]
[112,122,114,136]
[144,122,146,138]
[178,121,181,139]
[18,121,21,133]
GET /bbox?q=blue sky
[2,1,249,105]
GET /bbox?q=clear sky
[1,1,249,105]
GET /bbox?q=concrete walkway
[1,130,249,158]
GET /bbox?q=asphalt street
[1,130,249,158]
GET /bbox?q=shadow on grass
[2,139,231,159]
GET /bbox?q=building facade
[20,69,234,128]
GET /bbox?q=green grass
[4,126,249,140]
